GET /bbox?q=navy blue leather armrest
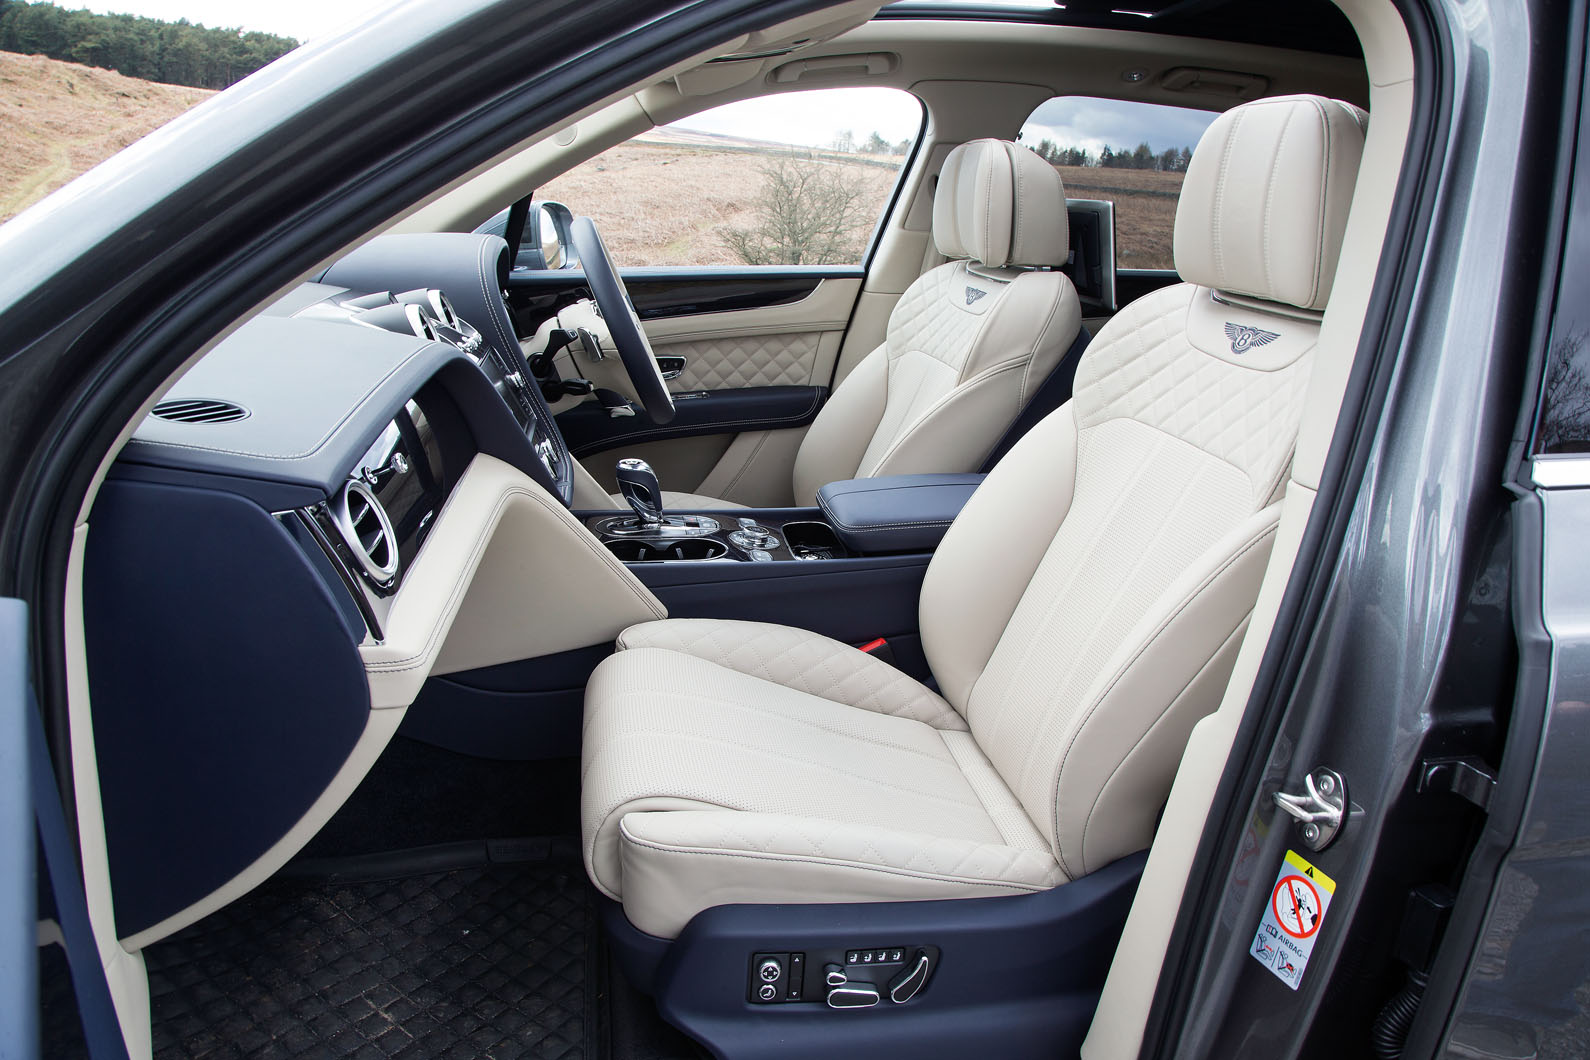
[816,474,985,554]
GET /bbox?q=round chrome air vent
[331,479,399,586]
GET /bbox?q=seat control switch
[887,951,932,1003]
[826,982,881,1009]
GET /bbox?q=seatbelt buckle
[856,638,895,667]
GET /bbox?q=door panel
[517,268,864,506]
[638,274,861,395]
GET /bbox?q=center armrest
[816,474,985,554]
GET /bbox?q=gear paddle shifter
[615,458,663,529]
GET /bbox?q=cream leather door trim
[364,453,666,702]
[641,276,861,392]
[63,524,153,1058]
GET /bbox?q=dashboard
[80,232,633,942]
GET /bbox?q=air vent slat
[331,479,399,587]
[152,398,248,424]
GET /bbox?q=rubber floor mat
[145,860,597,1059]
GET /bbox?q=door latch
[1273,767,1346,851]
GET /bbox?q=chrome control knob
[615,458,662,528]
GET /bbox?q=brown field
[1057,165,1183,270]
[0,52,211,223]
[0,58,1185,270]
[545,143,1184,270]
[541,139,902,267]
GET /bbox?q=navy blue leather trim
[83,480,370,937]
[817,474,986,554]
[631,547,931,680]
[29,676,130,1060]
[558,385,827,458]
[616,853,1146,1059]
[399,643,613,761]
[509,267,858,320]
[319,233,575,504]
[120,316,462,495]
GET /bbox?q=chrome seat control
[758,958,782,983]
[826,982,880,1009]
[887,952,932,1004]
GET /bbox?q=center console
[583,460,982,567]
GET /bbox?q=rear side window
[540,87,924,268]
[1020,97,1218,270]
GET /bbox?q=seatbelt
[30,689,131,1060]
[979,326,1092,471]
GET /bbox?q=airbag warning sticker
[1250,849,1335,990]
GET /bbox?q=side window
[1020,97,1219,271]
[540,87,923,268]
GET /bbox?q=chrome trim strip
[1531,454,1590,488]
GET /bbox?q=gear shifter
[602,457,720,539]
[615,458,663,529]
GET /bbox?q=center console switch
[816,474,985,555]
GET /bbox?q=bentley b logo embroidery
[1225,322,1280,354]
[965,287,987,306]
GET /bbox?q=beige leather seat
[581,95,1367,939]
[604,138,1083,510]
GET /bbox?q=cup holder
[605,538,728,562]
[783,521,845,560]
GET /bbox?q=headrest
[933,139,1069,268]
[1173,95,1366,312]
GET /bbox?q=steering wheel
[569,216,675,425]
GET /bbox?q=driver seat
[596,138,1084,510]
[580,95,1367,940]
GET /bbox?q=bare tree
[723,153,871,266]
[1540,330,1590,451]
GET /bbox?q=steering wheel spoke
[569,217,675,424]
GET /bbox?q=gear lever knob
[615,458,663,528]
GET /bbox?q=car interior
[48,0,1421,1057]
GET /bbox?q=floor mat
[145,857,598,1059]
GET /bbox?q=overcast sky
[1021,97,1218,157]
[668,88,924,149]
[72,0,388,41]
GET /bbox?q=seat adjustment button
[758,958,782,983]
[826,982,880,1009]
[824,963,848,987]
[758,983,778,1001]
[887,952,932,1004]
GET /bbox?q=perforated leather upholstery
[581,96,1366,939]
[606,140,1082,510]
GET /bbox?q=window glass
[1020,97,1219,270]
[540,87,923,267]
[1535,107,1590,454]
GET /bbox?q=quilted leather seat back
[918,95,1366,877]
[791,140,1082,504]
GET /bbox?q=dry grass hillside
[0,51,210,223]
[541,133,902,267]
[545,133,1185,270]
